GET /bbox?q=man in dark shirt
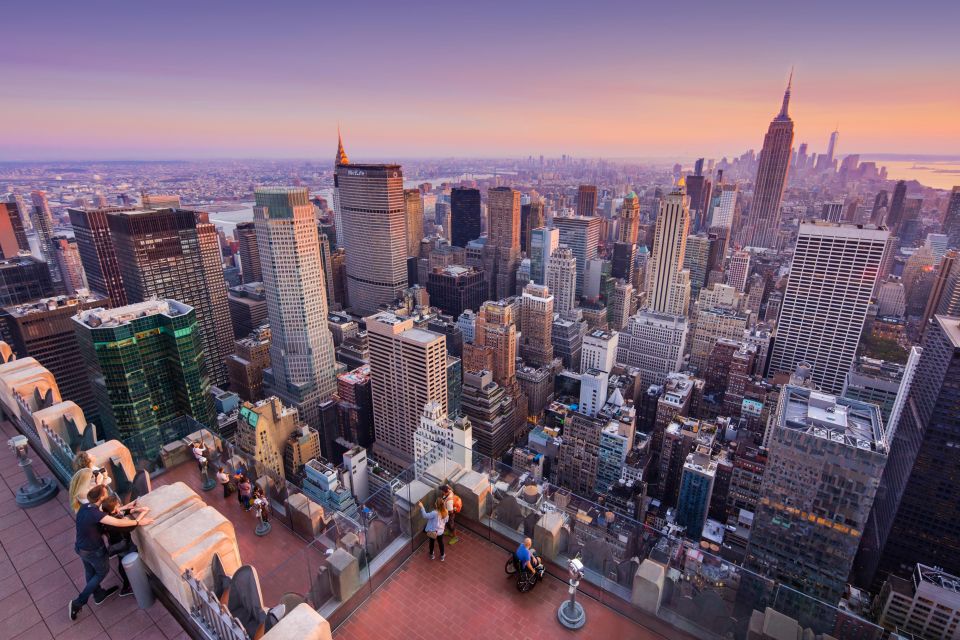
[69,485,153,621]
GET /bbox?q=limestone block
[134,482,204,524]
[286,493,324,538]
[161,439,193,469]
[396,479,434,537]
[632,559,666,614]
[262,603,333,640]
[326,548,360,602]
[452,469,491,523]
[165,531,242,607]
[153,506,236,558]
[421,459,462,487]
[533,511,566,561]
[32,401,87,454]
[87,439,136,485]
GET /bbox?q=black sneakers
[119,585,134,598]
[93,586,119,605]
[68,601,81,621]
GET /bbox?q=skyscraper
[743,75,795,249]
[332,129,349,248]
[769,222,888,394]
[234,221,262,284]
[553,215,602,297]
[816,128,839,172]
[73,300,214,460]
[53,236,87,294]
[529,226,559,285]
[746,387,886,608]
[0,202,29,259]
[404,188,424,257]
[68,206,132,307]
[859,315,960,586]
[366,311,448,471]
[520,196,545,255]
[336,163,408,316]
[576,185,598,217]
[944,186,960,250]
[483,187,522,299]
[646,182,691,316]
[886,180,908,233]
[0,256,55,306]
[546,245,577,313]
[728,250,751,293]
[710,185,739,230]
[520,283,554,367]
[450,187,482,248]
[254,187,338,427]
[107,207,233,386]
[617,192,640,244]
[29,191,64,290]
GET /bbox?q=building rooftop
[781,386,885,452]
[75,299,191,328]
[936,314,960,348]
[2,292,106,318]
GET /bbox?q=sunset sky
[3,1,958,161]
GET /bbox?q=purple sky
[2,1,958,160]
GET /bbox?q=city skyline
[3,2,959,161]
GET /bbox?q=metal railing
[182,569,248,640]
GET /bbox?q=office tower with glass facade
[68,206,132,307]
[520,196,544,254]
[426,265,485,318]
[336,164,408,316]
[73,300,214,460]
[529,226,558,286]
[234,221,261,284]
[746,387,886,608]
[0,256,55,305]
[404,188,424,257]
[450,187,482,249]
[254,187,338,427]
[769,222,888,394]
[107,207,233,386]
[29,191,63,290]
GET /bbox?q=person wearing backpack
[441,484,462,543]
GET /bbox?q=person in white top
[417,498,449,561]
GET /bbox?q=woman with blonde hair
[417,497,449,561]
[69,451,109,512]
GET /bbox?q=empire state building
[743,73,795,249]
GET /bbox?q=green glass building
[73,299,214,461]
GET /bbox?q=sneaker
[68,601,81,621]
[93,586,119,605]
[429,553,435,560]
[119,585,134,598]
[440,555,445,562]
[448,536,460,545]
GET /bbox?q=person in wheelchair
[516,538,544,577]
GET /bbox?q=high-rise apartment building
[336,163,408,315]
[0,202,29,259]
[460,369,517,460]
[52,236,87,294]
[366,311,448,471]
[553,215,602,297]
[886,180,908,234]
[520,283,554,367]
[944,186,960,250]
[234,221,262,284]
[728,250,751,293]
[467,300,517,390]
[68,206,132,307]
[225,325,271,402]
[546,245,577,313]
[107,207,233,386]
[450,187,482,249]
[743,76,795,249]
[529,226,559,285]
[73,300,214,460]
[647,183,691,316]
[254,187,338,427]
[404,188,424,257]
[0,293,105,422]
[29,191,63,290]
[483,187,521,299]
[675,448,717,539]
[769,222,888,394]
[576,185,598,217]
[710,185,739,230]
[581,328,618,373]
[746,387,886,608]
[682,233,711,301]
[617,310,689,389]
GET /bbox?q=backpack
[452,494,462,513]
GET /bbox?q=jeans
[73,548,110,606]
[428,534,445,557]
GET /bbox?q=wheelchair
[504,551,545,593]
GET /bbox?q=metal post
[557,557,586,629]
[8,435,58,507]
[122,552,156,609]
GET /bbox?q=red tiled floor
[0,419,182,640]
[152,458,330,605]
[334,528,668,640]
